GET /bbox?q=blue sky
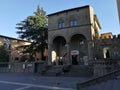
[0,0,119,38]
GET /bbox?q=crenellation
[113,35,117,39]
[100,34,120,41]
[117,34,120,39]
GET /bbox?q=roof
[101,32,112,35]
[48,5,90,16]
[0,35,30,43]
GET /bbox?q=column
[66,43,71,65]
[48,44,52,65]
[88,41,94,63]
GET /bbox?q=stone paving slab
[0,80,75,90]
[0,73,90,90]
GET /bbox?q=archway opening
[70,34,87,65]
[52,51,56,65]
[103,47,110,59]
[53,36,66,65]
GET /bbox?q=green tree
[16,5,48,61]
[0,44,9,62]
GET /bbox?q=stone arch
[52,36,67,65]
[53,36,66,46]
[50,34,67,44]
[67,32,87,42]
[69,14,79,20]
[69,34,88,65]
[70,34,87,52]
[57,18,65,22]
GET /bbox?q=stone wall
[0,62,45,73]
[93,60,120,77]
[94,34,120,59]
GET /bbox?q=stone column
[48,44,52,65]
[66,43,71,65]
[88,41,93,63]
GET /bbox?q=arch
[52,51,57,63]
[103,47,110,59]
[52,34,67,43]
[53,36,66,46]
[70,34,87,51]
[49,34,67,45]
[67,33,87,42]
[70,34,88,65]
[71,34,86,40]
[52,36,67,65]
[69,14,79,20]
[57,18,65,22]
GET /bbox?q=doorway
[103,47,110,59]
[72,55,78,65]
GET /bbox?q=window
[80,40,84,45]
[74,20,77,26]
[70,19,77,27]
[70,20,73,26]
[3,43,7,48]
[58,21,64,29]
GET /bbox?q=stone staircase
[43,65,63,76]
[40,65,93,77]
[64,65,93,77]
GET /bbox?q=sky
[0,0,119,38]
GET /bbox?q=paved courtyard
[0,73,89,90]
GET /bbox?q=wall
[0,35,31,62]
[0,62,44,73]
[94,34,120,59]
[48,6,94,43]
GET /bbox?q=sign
[71,50,79,55]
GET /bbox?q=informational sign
[71,50,79,55]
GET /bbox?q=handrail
[76,69,120,90]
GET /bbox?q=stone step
[44,65,93,77]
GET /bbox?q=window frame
[58,21,65,29]
[69,19,77,27]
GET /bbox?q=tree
[16,5,48,61]
[0,44,9,62]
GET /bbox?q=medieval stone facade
[47,5,102,65]
[47,5,120,66]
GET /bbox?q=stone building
[0,35,46,62]
[48,5,101,65]
[0,35,31,62]
[47,5,120,66]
